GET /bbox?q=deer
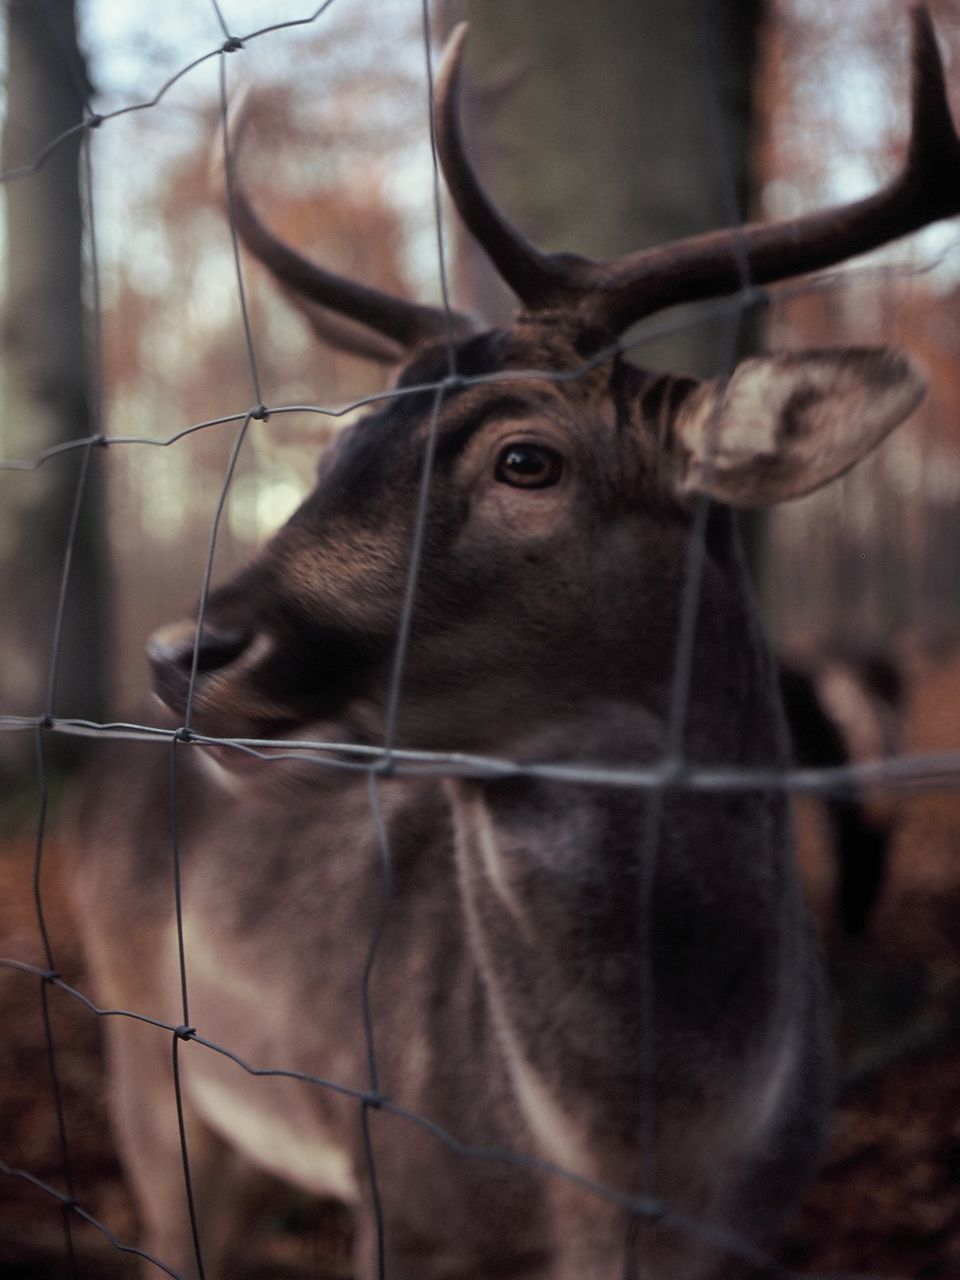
[779,651,904,937]
[71,9,960,1278]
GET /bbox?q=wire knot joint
[372,753,395,779]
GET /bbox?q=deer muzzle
[147,619,252,717]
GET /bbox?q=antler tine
[577,4,960,336]
[218,89,475,355]
[435,24,597,315]
[282,295,406,366]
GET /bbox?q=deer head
[147,8,951,767]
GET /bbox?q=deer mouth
[148,624,298,751]
[192,714,378,791]
[150,687,357,783]
[147,637,367,786]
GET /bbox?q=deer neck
[442,688,801,1180]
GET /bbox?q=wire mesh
[0,2,955,1278]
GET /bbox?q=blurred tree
[0,0,108,796]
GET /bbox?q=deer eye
[494,443,564,489]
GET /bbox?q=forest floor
[2,647,960,1279]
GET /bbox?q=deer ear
[671,348,925,508]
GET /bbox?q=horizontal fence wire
[6,715,960,797]
[0,2,953,1279]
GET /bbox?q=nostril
[193,627,251,673]
[147,623,250,678]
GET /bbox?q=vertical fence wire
[157,28,275,1278]
[352,16,464,1272]
[0,2,955,1278]
[630,0,766,1219]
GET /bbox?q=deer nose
[147,620,251,713]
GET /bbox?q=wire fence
[0,2,956,1278]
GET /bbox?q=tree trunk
[0,0,108,794]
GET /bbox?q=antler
[219,91,476,357]
[437,7,960,342]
